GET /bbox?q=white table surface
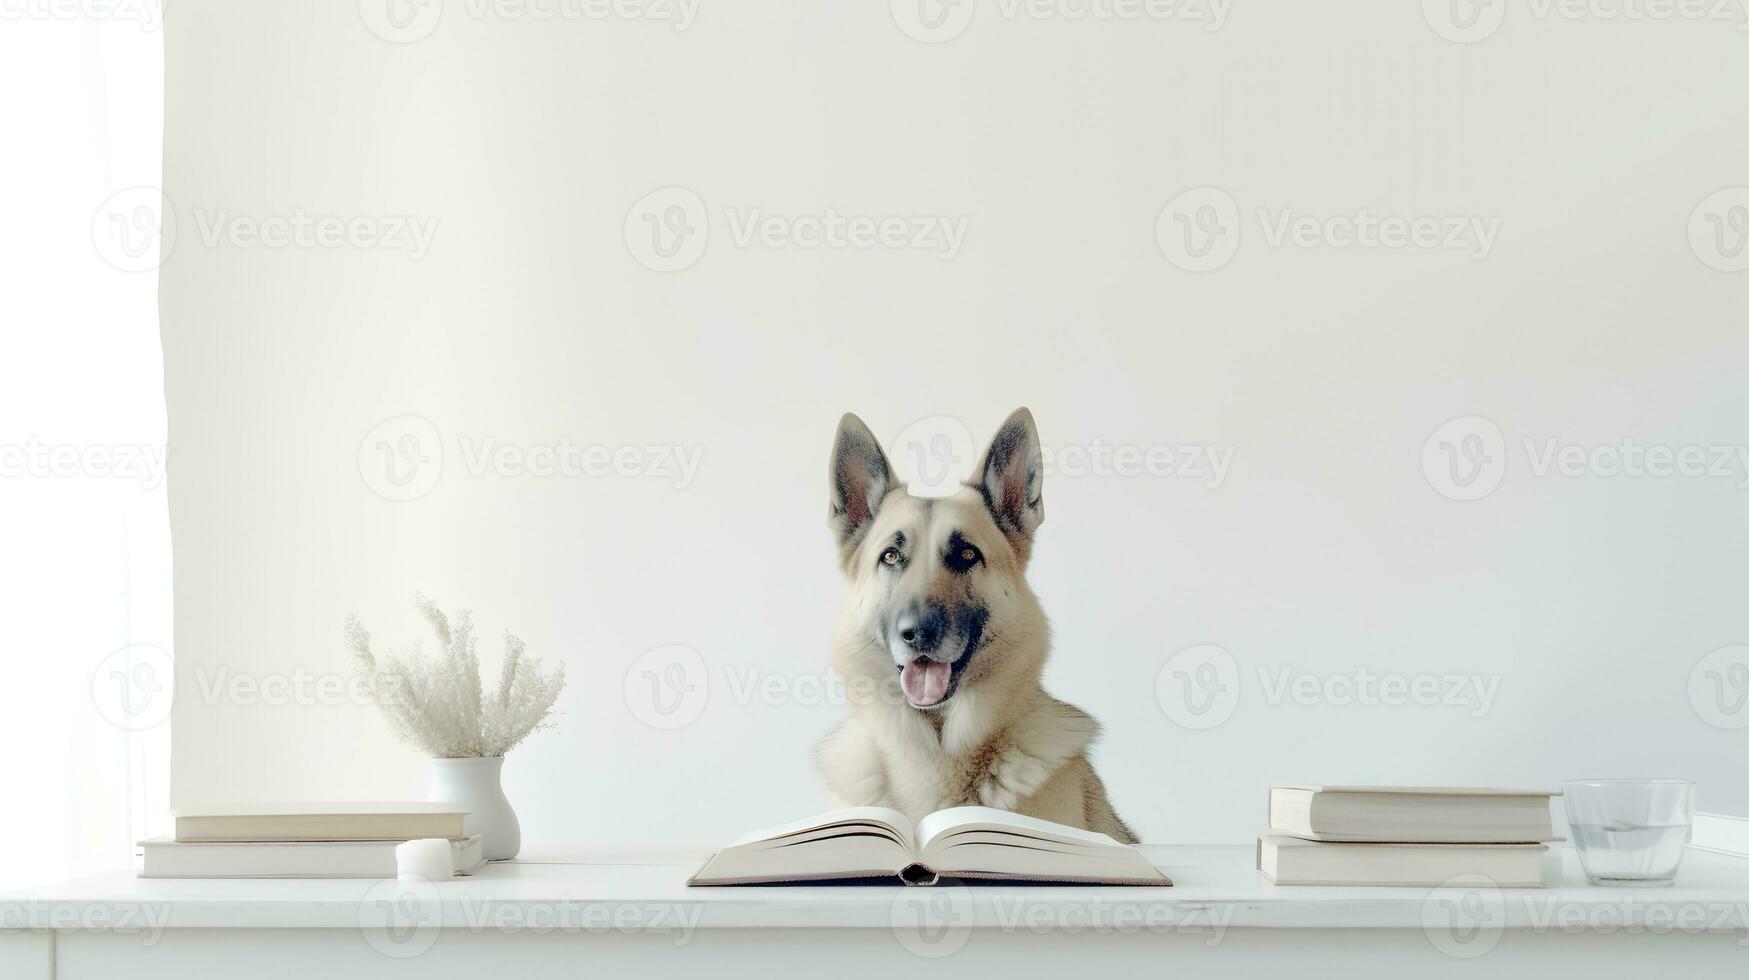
[6,844,1747,932]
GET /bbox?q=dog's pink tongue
[901,659,951,705]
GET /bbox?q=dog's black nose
[895,606,947,653]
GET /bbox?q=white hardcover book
[1268,785,1558,843]
[1691,812,1749,857]
[1257,834,1547,887]
[139,835,486,878]
[171,802,467,843]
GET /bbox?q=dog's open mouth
[899,656,954,707]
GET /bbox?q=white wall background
[163,0,1749,848]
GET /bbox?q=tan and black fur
[815,408,1136,843]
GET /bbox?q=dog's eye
[942,532,982,573]
[880,547,901,567]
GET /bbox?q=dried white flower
[349,593,566,758]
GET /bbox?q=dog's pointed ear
[977,407,1044,553]
[829,413,893,559]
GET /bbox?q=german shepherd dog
[815,408,1136,842]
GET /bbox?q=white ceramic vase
[427,756,521,861]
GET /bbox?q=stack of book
[138,803,483,878]
[1256,785,1557,887]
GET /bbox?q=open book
[689,806,1170,886]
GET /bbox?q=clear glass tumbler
[1563,778,1694,887]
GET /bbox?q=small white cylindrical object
[396,838,453,882]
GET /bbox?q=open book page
[916,806,1123,851]
[693,807,916,884]
[916,806,1167,883]
[725,807,916,849]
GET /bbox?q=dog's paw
[816,721,890,806]
[977,749,1052,810]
